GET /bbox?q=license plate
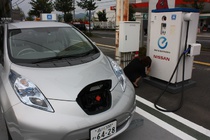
[90,120,117,140]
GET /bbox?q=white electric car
[0,21,136,140]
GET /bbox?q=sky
[11,0,116,16]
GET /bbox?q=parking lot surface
[90,32,210,139]
[0,31,209,140]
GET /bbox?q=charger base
[144,77,196,94]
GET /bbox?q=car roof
[8,21,71,29]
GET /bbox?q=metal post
[115,0,121,65]
[122,0,129,68]
[115,0,129,67]
[140,14,144,48]
[123,0,129,21]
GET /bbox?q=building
[108,0,210,31]
[130,0,210,12]
[130,0,210,32]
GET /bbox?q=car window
[8,27,97,63]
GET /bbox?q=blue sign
[171,14,176,20]
[47,14,52,20]
[158,37,168,49]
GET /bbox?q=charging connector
[187,43,201,57]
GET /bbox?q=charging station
[146,8,201,93]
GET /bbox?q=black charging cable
[154,21,190,112]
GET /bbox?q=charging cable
[154,49,189,112]
[154,21,190,112]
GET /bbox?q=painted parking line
[135,107,196,140]
[197,34,210,38]
[194,61,210,66]
[135,95,210,139]
[96,43,115,49]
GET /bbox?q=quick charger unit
[148,8,200,84]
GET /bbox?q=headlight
[107,57,126,91]
[9,70,54,113]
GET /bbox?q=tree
[57,14,63,22]
[182,0,205,12]
[97,9,107,21]
[77,0,98,33]
[64,13,73,22]
[25,15,34,21]
[54,0,75,22]
[0,0,11,17]
[13,7,25,20]
[28,0,53,18]
[0,4,3,17]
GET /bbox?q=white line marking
[136,95,210,137]
[98,46,115,51]
[96,43,115,49]
[102,37,115,39]
[135,107,197,140]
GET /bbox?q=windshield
[8,26,98,64]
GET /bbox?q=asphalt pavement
[89,31,210,139]
[0,31,209,140]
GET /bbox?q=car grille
[76,80,112,115]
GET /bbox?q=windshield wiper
[31,49,96,64]
[31,56,61,64]
[75,49,96,57]
[31,55,74,64]
[57,49,96,57]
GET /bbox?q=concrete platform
[144,77,196,94]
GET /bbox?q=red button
[96,95,101,101]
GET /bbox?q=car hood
[10,55,119,101]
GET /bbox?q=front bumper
[4,84,136,140]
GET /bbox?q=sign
[158,36,168,49]
[90,121,117,140]
[171,14,176,20]
[40,13,57,21]
[47,14,52,20]
[110,6,116,10]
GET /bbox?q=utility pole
[115,0,129,66]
